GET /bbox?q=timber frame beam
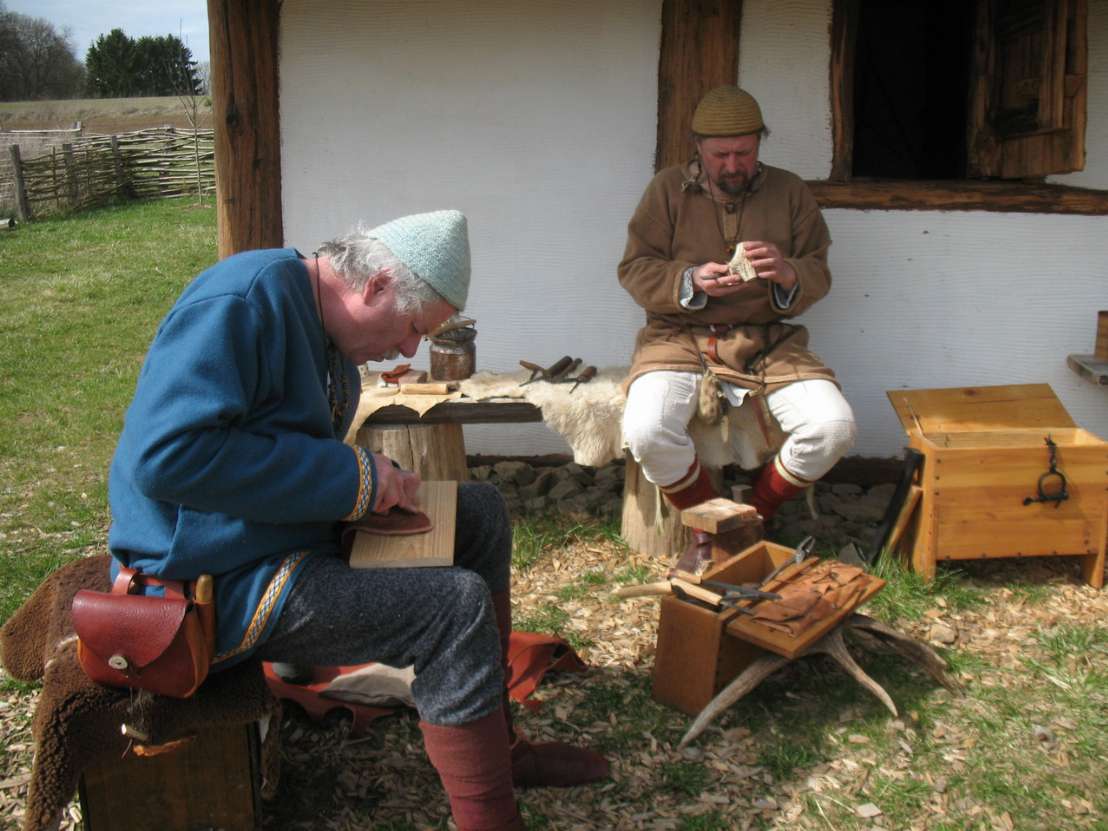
[655,0,744,172]
[207,0,284,258]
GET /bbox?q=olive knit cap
[691,85,764,137]
[368,210,471,310]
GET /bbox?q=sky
[7,0,210,64]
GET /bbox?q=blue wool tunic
[108,248,375,667]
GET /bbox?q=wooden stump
[356,423,469,481]
[620,453,721,559]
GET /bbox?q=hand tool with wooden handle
[569,365,597,392]
[519,355,574,385]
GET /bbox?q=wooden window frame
[818,0,1108,215]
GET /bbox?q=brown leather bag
[72,567,215,699]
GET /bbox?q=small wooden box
[79,723,261,831]
[888,384,1106,588]
[652,541,796,716]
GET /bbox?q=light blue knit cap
[368,210,471,310]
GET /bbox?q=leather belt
[704,323,733,364]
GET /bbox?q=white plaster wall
[738,0,1108,456]
[1050,0,1108,188]
[280,0,660,455]
[281,0,1108,462]
[810,210,1108,455]
[738,0,833,179]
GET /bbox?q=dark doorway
[852,0,975,179]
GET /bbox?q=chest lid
[887,383,1075,438]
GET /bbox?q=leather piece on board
[356,509,433,536]
[339,509,434,557]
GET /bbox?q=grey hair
[317,229,445,314]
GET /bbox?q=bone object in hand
[727,244,758,282]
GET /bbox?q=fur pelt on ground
[0,556,280,831]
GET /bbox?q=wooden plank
[805,179,1108,215]
[1080,496,1105,588]
[349,481,457,569]
[360,400,543,426]
[655,0,744,172]
[207,0,283,257]
[935,517,1097,559]
[886,485,922,554]
[1067,353,1108,386]
[681,498,760,533]
[887,384,1074,437]
[828,0,858,181]
[924,427,1089,448]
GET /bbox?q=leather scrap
[340,509,433,557]
[749,560,872,637]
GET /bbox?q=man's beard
[714,173,748,196]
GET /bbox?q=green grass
[866,552,986,622]
[511,515,626,571]
[0,199,217,624]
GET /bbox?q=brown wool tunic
[618,160,838,395]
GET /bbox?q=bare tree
[0,6,85,101]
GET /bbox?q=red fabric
[505,631,586,711]
[663,461,719,511]
[419,710,521,831]
[748,462,805,521]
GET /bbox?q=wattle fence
[6,127,215,220]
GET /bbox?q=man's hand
[371,453,422,513]
[743,241,797,290]
[691,262,749,297]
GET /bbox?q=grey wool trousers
[256,482,512,726]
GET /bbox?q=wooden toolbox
[887,384,1107,588]
[652,541,884,715]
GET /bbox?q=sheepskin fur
[0,556,280,831]
[348,368,783,470]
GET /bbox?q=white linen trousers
[623,372,857,487]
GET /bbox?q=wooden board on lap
[349,481,457,569]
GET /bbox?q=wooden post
[110,135,130,198]
[654,0,744,172]
[356,423,470,482]
[1095,310,1108,360]
[9,144,31,221]
[61,143,78,208]
[620,452,724,560]
[207,0,284,258]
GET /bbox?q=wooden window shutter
[968,0,1087,178]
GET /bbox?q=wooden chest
[888,384,1106,588]
[79,723,261,831]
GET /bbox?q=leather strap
[112,566,188,600]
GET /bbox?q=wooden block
[80,723,259,831]
[349,481,457,568]
[1067,353,1108,386]
[1097,310,1108,360]
[400,382,459,395]
[651,594,761,716]
[681,498,760,533]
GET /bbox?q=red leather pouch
[72,567,215,699]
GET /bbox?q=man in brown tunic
[619,86,855,561]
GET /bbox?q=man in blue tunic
[108,210,606,831]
